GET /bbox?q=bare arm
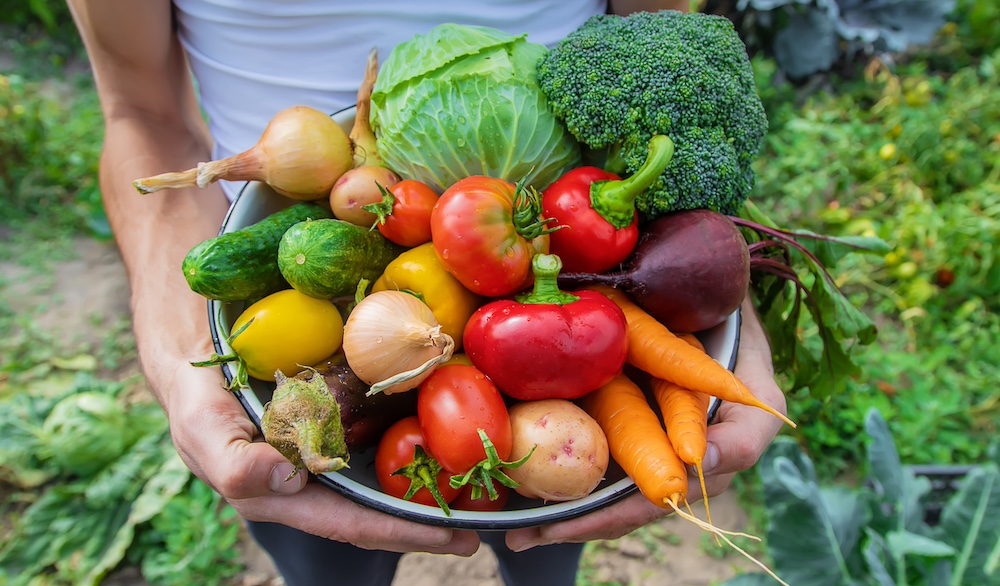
[67,0,476,555]
[68,0,226,372]
[609,0,690,15]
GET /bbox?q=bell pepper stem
[591,134,675,230]
[515,254,580,306]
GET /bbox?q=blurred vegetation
[2,0,998,584]
[749,0,999,475]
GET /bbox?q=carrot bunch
[581,285,792,586]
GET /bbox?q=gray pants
[248,521,585,586]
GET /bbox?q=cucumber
[183,202,333,301]
[278,218,403,299]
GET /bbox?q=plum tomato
[416,364,513,475]
[450,481,510,512]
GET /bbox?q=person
[66,1,788,585]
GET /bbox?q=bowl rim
[207,106,741,530]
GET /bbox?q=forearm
[100,115,230,406]
[609,0,690,15]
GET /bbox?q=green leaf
[794,230,891,268]
[755,440,868,586]
[48,354,98,371]
[805,257,878,345]
[886,530,957,558]
[85,451,191,586]
[865,409,905,504]
[861,529,897,586]
[934,464,1000,586]
[865,410,933,533]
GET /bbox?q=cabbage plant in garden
[708,0,958,78]
[723,410,999,586]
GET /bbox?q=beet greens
[732,201,889,398]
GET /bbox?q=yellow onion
[343,290,454,396]
[133,105,353,201]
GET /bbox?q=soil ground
[3,237,758,585]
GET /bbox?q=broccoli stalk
[537,10,768,218]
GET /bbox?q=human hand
[504,298,787,551]
[163,353,481,556]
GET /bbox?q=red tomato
[430,176,550,297]
[450,482,511,512]
[366,179,438,247]
[417,364,513,475]
[374,416,460,509]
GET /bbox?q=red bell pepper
[541,135,674,274]
[462,254,628,401]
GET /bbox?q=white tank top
[172,0,607,199]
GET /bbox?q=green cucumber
[278,218,403,299]
[183,202,333,301]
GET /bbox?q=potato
[506,399,610,502]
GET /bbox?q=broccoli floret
[537,10,768,217]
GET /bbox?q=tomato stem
[448,429,535,492]
[361,182,397,228]
[392,445,453,516]
[511,176,560,240]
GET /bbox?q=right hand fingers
[167,364,479,555]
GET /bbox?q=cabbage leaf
[370,23,581,193]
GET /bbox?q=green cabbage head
[370,23,581,193]
[41,392,129,477]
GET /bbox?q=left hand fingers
[505,491,666,551]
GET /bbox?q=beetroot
[559,209,750,333]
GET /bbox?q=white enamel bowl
[208,106,740,529]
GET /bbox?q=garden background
[1,1,997,585]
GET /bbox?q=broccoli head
[537,10,768,217]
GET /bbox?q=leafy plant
[724,409,1000,586]
[0,72,106,243]
[131,479,245,586]
[736,203,888,398]
[0,380,249,586]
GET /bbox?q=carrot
[651,332,715,534]
[655,333,710,466]
[652,377,713,527]
[580,373,688,508]
[589,285,795,429]
[581,373,791,586]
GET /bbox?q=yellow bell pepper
[372,243,482,349]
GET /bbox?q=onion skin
[342,290,454,396]
[197,105,353,201]
[559,209,750,333]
